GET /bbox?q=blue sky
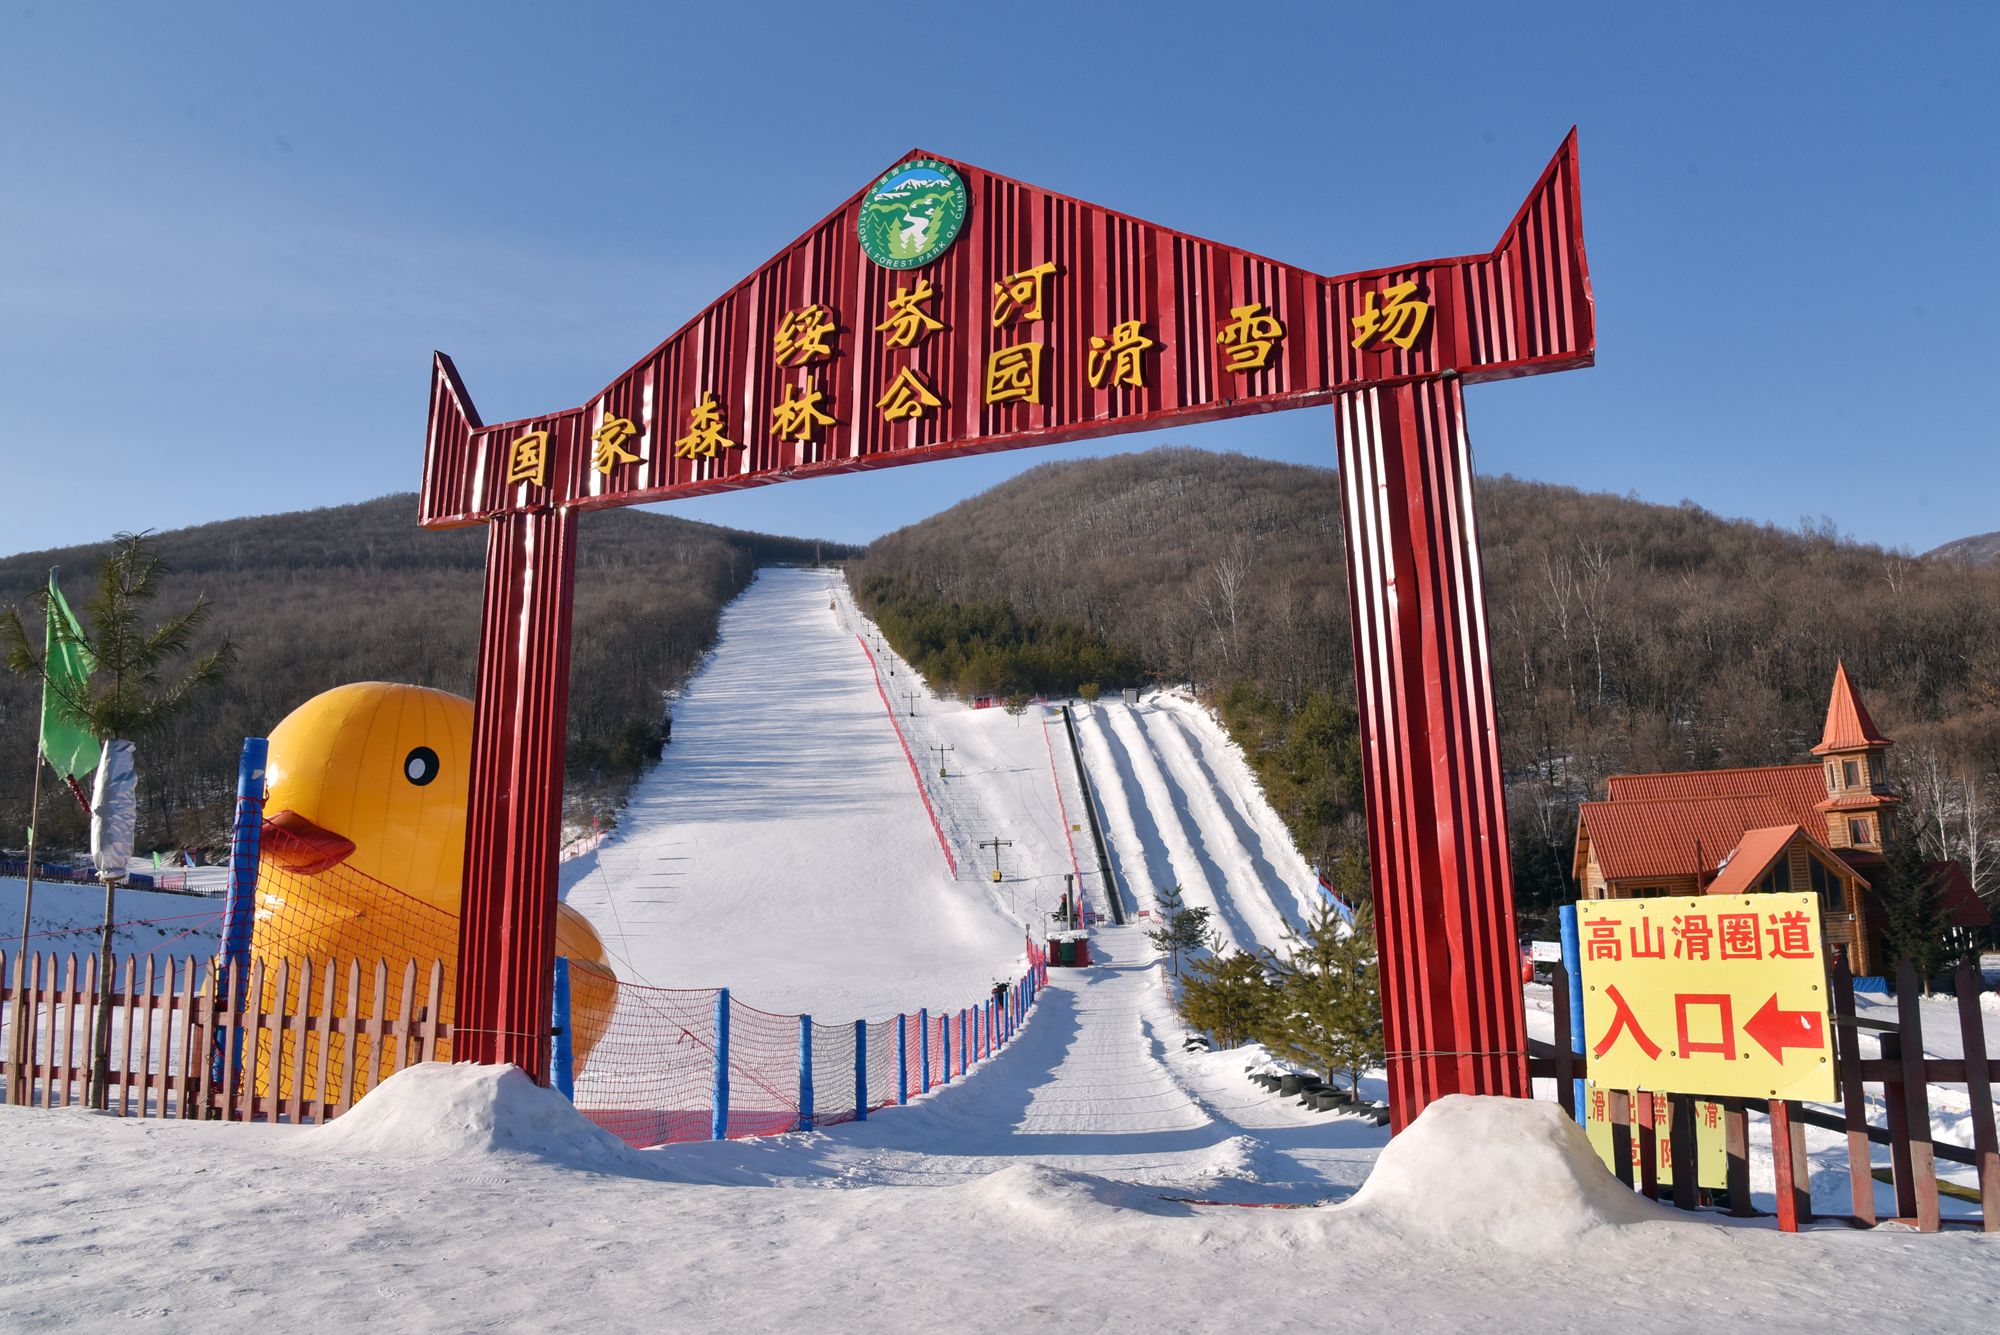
[2,2,1992,557]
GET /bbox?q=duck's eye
[403,746,439,787]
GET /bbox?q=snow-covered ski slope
[826,575,1326,960]
[559,567,1027,1018]
[564,565,1326,1010]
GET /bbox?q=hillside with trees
[851,447,2000,935]
[1925,530,2000,565]
[0,496,854,854]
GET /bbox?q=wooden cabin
[1573,663,1986,978]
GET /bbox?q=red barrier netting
[809,1019,858,1127]
[865,1017,901,1111]
[726,994,802,1138]
[243,856,1046,1148]
[568,979,716,1149]
[567,966,1041,1147]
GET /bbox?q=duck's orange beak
[261,810,356,875]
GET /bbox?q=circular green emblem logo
[858,159,968,270]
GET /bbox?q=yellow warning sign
[1581,1083,1727,1189]
[1577,893,1834,1102]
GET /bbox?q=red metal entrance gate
[418,134,1595,1130]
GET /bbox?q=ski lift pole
[978,836,1012,885]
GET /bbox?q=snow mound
[963,1163,1187,1221]
[298,1063,651,1174]
[1339,1094,1663,1249]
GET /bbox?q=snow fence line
[854,633,957,877]
[558,939,1050,1149]
[0,941,1053,1147]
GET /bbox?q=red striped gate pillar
[455,505,580,1078]
[1336,375,1530,1130]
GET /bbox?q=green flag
[40,571,97,779]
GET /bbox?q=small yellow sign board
[1581,1083,1727,1189]
[1577,893,1834,1102]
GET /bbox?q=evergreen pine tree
[1259,902,1382,1096]
[1870,808,1960,994]
[3,533,233,743]
[1177,938,1275,1047]
[1145,883,1211,976]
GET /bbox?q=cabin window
[1827,762,1839,789]
[1850,818,1871,845]
[1843,760,1860,788]
[1756,859,1794,895]
[1809,856,1840,906]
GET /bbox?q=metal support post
[711,988,730,1140]
[1335,377,1530,1131]
[457,506,580,1084]
[797,1014,814,1131]
[919,1007,931,1093]
[550,956,575,1102]
[212,737,266,1091]
[896,1013,908,1106]
[854,1018,868,1121]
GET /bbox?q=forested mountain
[0,496,854,853]
[1925,531,2000,565]
[853,447,2000,931]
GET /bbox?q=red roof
[1579,794,1811,882]
[1813,661,1892,755]
[1606,764,1827,814]
[1705,825,1806,895]
[1705,824,1868,896]
[1818,790,1901,813]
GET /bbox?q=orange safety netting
[244,856,616,1102]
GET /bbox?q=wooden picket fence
[1533,949,2000,1233]
[1,951,452,1122]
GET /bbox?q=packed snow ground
[5,1072,1995,1333]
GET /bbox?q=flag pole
[11,754,40,1107]
[17,756,40,956]
[13,572,55,1105]
[16,571,58,960]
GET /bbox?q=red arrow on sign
[1744,994,1826,1063]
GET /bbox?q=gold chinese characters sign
[420,138,1592,528]
[1578,893,1834,1102]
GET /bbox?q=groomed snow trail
[662,925,1388,1199]
[559,567,1025,1019]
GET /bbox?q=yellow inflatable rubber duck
[251,682,616,1094]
